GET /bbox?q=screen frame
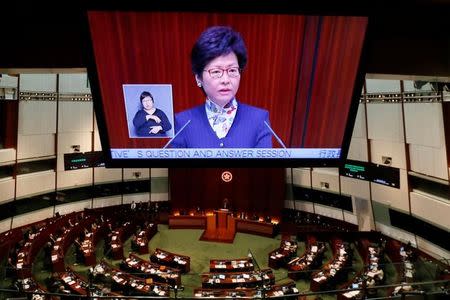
[82,2,372,168]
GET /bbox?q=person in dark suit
[223,198,230,210]
[43,241,53,270]
[132,91,172,137]
[74,237,84,264]
[130,234,139,252]
[172,26,272,148]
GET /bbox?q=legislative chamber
[1,2,450,299]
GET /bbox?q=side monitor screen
[86,10,368,167]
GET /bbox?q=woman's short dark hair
[140,91,154,103]
[191,26,247,78]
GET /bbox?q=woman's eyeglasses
[204,67,241,79]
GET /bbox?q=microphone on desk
[264,121,287,149]
[163,119,191,149]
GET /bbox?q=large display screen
[85,8,368,167]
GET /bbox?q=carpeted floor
[28,225,442,299]
[29,225,368,299]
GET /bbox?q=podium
[200,209,236,243]
[216,209,232,229]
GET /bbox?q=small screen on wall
[340,160,370,180]
[340,160,400,189]
[371,163,400,188]
[64,151,105,171]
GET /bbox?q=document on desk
[343,291,360,298]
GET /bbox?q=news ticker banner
[111,148,341,159]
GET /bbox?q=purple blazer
[171,102,272,148]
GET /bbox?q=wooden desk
[195,281,299,298]
[51,215,95,272]
[310,243,351,292]
[136,224,157,255]
[82,232,96,266]
[110,221,136,260]
[265,281,300,298]
[338,289,364,300]
[150,248,190,273]
[60,270,88,295]
[288,243,325,280]
[101,262,171,297]
[268,240,298,269]
[209,258,254,273]
[201,269,274,289]
[16,277,47,296]
[82,222,108,266]
[168,215,206,229]
[122,253,181,286]
[16,233,41,278]
[194,288,255,298]
[235,219,275,237]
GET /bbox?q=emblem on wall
[221,171,232,183]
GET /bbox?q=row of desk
[16,227,46,278]
[201,268,275,289]
[197,256,300,298]
[310,242,351,292]
[52,216,95,272]
[121,253,182,286]
[399,246,416,283]
[194,281,299,298]
[210,257,254,273]
[16,212,80,278]
[337,241,385,300]
[16,277,47,300]
[150,248,191,273]
[94,261,171,297]
[134,223,157,254]
[268,240,298,269]
[109,221,135,260]
[287,242,326,280]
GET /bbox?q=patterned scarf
[205,98,238,139]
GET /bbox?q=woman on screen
[132,91,172,137]
[171,26,272,148]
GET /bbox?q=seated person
[130,234,139,252]
[133,91,172,137]
[74,238,84,264]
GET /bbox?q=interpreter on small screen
[171,26,273,148]
[132,91,172,137]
